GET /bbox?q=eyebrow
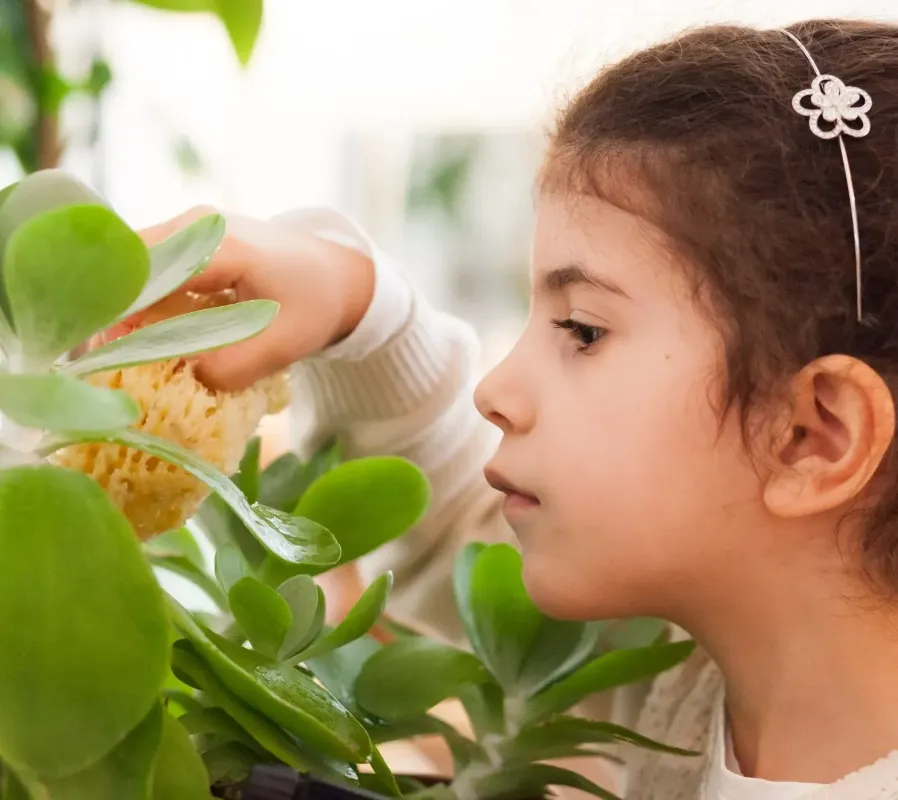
[540,264,630,300]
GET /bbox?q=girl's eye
[551,318,606,353]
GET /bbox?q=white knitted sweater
[283,209,898,799]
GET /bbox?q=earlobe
[763,355,895,519]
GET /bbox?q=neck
[676,560,898,784]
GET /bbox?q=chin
[522,553,650,621]
[522,557,604,620]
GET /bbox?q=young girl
[139,18,898,799]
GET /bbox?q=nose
[474,347,536,435]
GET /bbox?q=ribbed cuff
[271,206,412,360]
[275,205,474,424]
[296,294,471,422]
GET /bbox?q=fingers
[193,335,292,393]
[138,205,218,247]
[180,248,246,295]
[140,205,252,296]
[192,307,318,393]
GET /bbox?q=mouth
[484,466,541,518]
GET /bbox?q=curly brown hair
[542,19,898,588]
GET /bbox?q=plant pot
[212,766,450,800]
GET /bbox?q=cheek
[522,347,762,618]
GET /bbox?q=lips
[484,466,540,517]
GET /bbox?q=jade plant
[157,435,431,794]
[0,168,428,798]
[341,543,695,800]
[152,449,696,800]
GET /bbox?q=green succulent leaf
[262,456,429,584]
[61,300,278,378]
[305,634,380,717]
[458,544,602,697]
[0,765,30,800]
[375,617,423,639]
[145,527,225,606]
[144,526,204,569]
[468,764,622,800]
[177,708,264,755]
[302,436,342,487]
[234,436,261,505]
[525,641,696,723]
[171,644,322,770]
[4,204,149,363]
[276,574,321,660]
[0,171,105,261]
[605,617,669,651]
[0,311,15,360]
[469,544,543,690]
[164,689,206,718]
[508,716,698,762]
[201,743,260,785]
[367,716,482,769]
[199,492,267,569]
[43,429,341,567]
[295,457,429,569]
[150,554,228,610]
[257,451,306,512]
[0,466,169,778]
[215,542,251,593]
[36,702,164,800]
[151,713,213,799]
[167,600,371,762]
[0,372,139,432]
[368,747,401,797]
[355,639,492,721]
[516,620,605,698]
[122,213,225,318]
[255,437,341,514]
[171,641,359,782]
[294,572,393,662]
[213,0,263,65]
[228,576,292,658]
[457,682,506,740]
[400,784,455,800]
[452,542,485,651]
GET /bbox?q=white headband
[781,28,872,322]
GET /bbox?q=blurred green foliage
[0,0,264,174]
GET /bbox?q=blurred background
[7,0,897,382]
[5,0,897,778]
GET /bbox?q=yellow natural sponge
[51,292,288,539]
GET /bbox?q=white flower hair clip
[792,74,872,140]
[781,29,871,322]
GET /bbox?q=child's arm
[275,208,514,643]
[138,205,510,641]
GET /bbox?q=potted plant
[0,168,696,800]
[148,433,698,800]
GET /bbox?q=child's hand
[134,207,375,392]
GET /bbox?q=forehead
[531,193,690,302]
[534,194,656,272]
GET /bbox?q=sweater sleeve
[273,208,514,643]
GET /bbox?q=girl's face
[474,193,770,621]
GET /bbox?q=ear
[764,355,896,519]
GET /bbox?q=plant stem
[24,0,61,169]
